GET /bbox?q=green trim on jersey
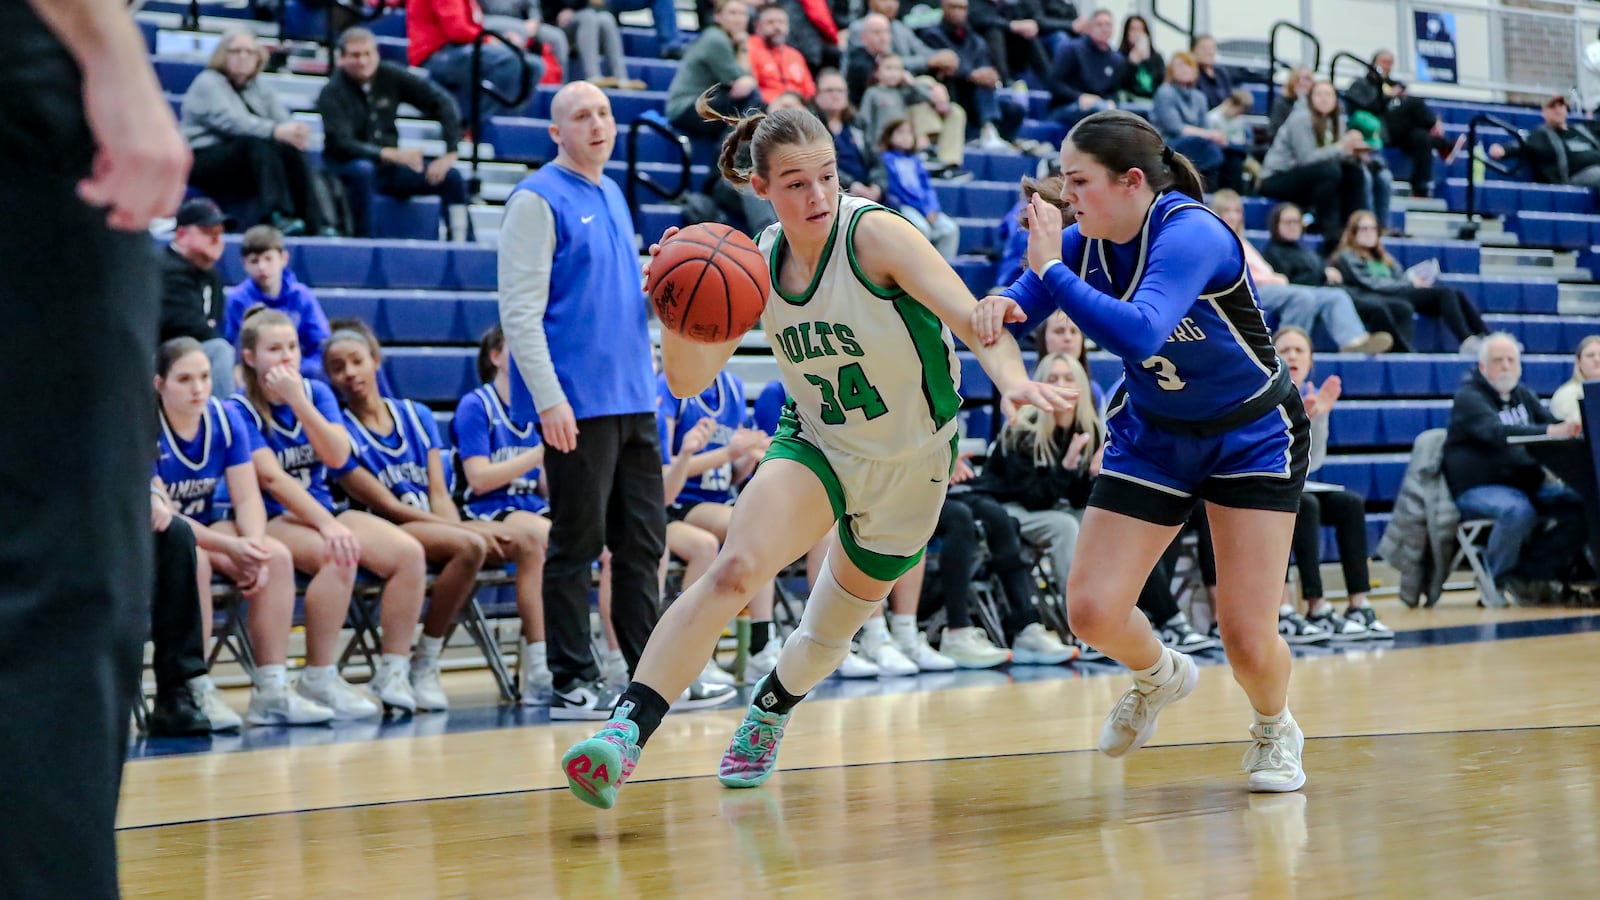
[769,209,843,307]
[843,203,910,301]
[760,403,847,520]
[838,521,924,581]
[890,297,961,431]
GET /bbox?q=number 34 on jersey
[776,321,888,424]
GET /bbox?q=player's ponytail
[1067,109,1205,201]
[697,87,831,190]
[476,324,505,385]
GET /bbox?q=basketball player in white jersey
[559,92,1076,809]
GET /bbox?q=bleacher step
[1557,283,1600,316]
[1404,211,1514,244]
[1479,247,1590,282]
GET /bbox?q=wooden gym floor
[117,594,1600,898]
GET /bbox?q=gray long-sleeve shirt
[1260,106,1349,181]
[1150,82,1209,142]
[180,69,292,151]
[496,190,565,411]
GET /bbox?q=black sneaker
[672,680,738,711]
[1278,608,1331,645]
[550,680,623,721]
[147,688,211,737]
[1343,606,1394,640]
[1306,607,1371,642]
[1159,613,1219,653]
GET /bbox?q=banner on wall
[1413,10,1459,83]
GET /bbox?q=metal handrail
[468,29,535,197]
[625,114,692,226]
[1458,112,1527,239]
[1328,50,1382,90]
[1150,0,1197,47]
[1266,21,1321,108]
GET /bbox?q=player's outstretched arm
[854,210,1075,418]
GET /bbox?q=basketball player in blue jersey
[232,307,428,716]
[325,324,550,709]
[453,325,555,702]
[155,338,335,727]
[974,110,1311,792]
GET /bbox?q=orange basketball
[647,223,770,344]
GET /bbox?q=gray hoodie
[1260,105,1349,181]
[180,68,292,151]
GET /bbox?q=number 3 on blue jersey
[1141,355,1187,391]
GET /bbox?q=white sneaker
[975,123,1011,150]
[1306,607,1369,642]
[410,658,450,711]
[835,650,880,679]
[1343,606,1394,640]
[698,658,737,686]
[940,627,1011,669]
[246,685,334,726]
[520,660,553,706]
[295,672,381,719]
[865,639,920,677]
[370,662,418,713]
[743,637,782,684]
[1098,649,1198,758]
[895,630,957,672]
[1243,715,1307,792]
[599,650,630,693]
[1011,622,1079,665]
[674,679,738,710]
[189,675,242,731]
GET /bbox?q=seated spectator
[1044,9,1123,127]
[223,225,332,382]
[159,199,236,399]
[154,339,332,728]
[1117,13,1163,100]
[919,0,1026,148]
[481,0,573,85]
[859,53,967,172]
[553,0,645,89]
[1333,210,1489,352]
[1550,335,1600,423]
[846,13,897,104]
[848,0,963,86]
[813,69,889,204]
[1032,310,1104,410]
[181,30,332,237]
[1263,202,1412,351]
[664,0,761,139]
[317,28,471,241]
[1209,88,1255,148]
[1273,326,1392,639]
[970,0,1052,88]
[881,119,960,258]
[1346,49,1462,199]
[771,0,843,73]
[407,0,544,123]
[1489,95,1600,188]
[1259,80,1369,249]
[749,5,816,104]
[1267,65,1313,141]
[1151,52,1230,190]
[232,307,428,716]
[1190,33,1232,108]
[1347,109,1395,239]
[1209,191,1392,355]
[1444,333,1588,601]
[452,325,554,702]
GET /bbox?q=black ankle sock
[754,669,805,716]
[614,683,671,747]
[749,620,772,654]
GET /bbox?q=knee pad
[775,558,885,694]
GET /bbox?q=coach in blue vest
[499,83,734,718]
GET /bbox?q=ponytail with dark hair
[1067,110,1204,200]
[476,324,505,385]
[696,87,832,189]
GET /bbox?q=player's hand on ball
[641,226,682,283]
[319,521,361,568]
[972,295,1028,347]
[1026,193,1064,275]
[1000,378,1077,421]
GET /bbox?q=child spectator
[880,118,960,258]
[859,53,966,173]
[1207,87,1255,147]
[224,225,332,381]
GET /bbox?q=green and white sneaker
[562,716,642,809]
[718,701,791,789]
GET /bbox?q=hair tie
[1161,145,1175,166]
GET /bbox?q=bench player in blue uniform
[975,110,1312,792]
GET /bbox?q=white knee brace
[775,557,885,695]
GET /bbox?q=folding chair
[1451,519,1508,608]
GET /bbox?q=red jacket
[749,37,817,102]
[407,0,485,67]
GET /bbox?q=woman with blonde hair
[180,28,331,235]
[1550,335,1600,423]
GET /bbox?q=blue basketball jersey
[658,371,747,506]
[345,398,441,512]
[1006,191,1281,423]
[228,380,357,517]
[452,384,548,518]
[155,397,253,525]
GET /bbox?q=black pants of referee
[0,173,157,897]
[541,413,667,691]
[152,518,209,696]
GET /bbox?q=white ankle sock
[522,640,548,670]
[254,665,288,692]
[1133,648,1175,686]
[862,616,891,642]
[1255,705,1291,727]
[889,614,918,641]
[415,634,445,662]
[302,665,337,684]
[380,653,409,675]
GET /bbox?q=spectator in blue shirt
[880,118,959,258]
[224,225,332,382]
[1044,9,1123,126]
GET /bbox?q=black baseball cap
[176,198,227,228]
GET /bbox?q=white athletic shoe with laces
[189,674,242,731]
[940,627,1011,669]
[246,685,335,726]
[295,672,380,719]
[370,661,418,713]
[1097,649,1199,757]
[410,658,450,711]
[698,658,737,686]
[1243,715,1307,792]
[836,650,880,679]
[743,638,782,684]
[864,637,920,677]
[1011,622,1079,665]
[895,630,957,672]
